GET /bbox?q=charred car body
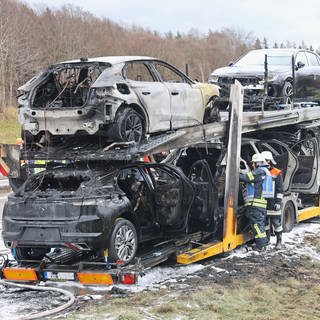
[2,157,223,264]
[209,49,320,109]
[18,56,219,145]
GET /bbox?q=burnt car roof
[13,161,186,199]
[14,162,120,198]
[60,56,157,65]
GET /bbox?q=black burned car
[209,48,320,109]
[2,160,222,264]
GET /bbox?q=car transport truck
[2,82,320,284]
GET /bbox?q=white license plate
[44,271,75,281]
[243,84,264,90]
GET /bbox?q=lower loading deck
[0,235,250,285]
[2,203,320,286]
[6,209,317,285]
[0,235,192,285]
[0,243,175,285]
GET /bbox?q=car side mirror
[228,61,234,66]
[296,61,305,70]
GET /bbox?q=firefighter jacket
[240,167,267,209]
[267,166,284,215]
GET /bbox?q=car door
[145,164,194,232]
[295,51,320,101]
[123,61,171,133]
[152,62,203,129]
[188,160,219,229]
[289,137,320,193]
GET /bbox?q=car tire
[13,247,49,261]
[114,108,144,143]
[282,201,295,232]
[108,218,138,265]
[282,81,293,105]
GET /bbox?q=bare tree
[1,0,310,109]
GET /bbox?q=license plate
[44,271,75,281]
[243,84,263,90]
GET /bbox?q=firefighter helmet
[251,153,265,163]
[261,151,277,164]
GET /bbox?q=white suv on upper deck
[18,56,219,145]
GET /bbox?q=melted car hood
[212,65,291,77]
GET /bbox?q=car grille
[218,76,262,86]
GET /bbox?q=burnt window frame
[122,60,158,82]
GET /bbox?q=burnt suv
[2,158,223,264]
[209,48,320,109]
[18,56,219,145]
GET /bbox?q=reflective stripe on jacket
[240,167,268,209]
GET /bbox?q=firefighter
[240,153,269,251]
[261,151,284,250]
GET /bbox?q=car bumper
[3,217,104,250]
[2,201,106,250]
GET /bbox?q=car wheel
[282,201,295,232]
[108,218,138,265]
[13,247,49,261]
[114,108,144,143]
[282,81,293,104]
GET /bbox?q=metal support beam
[222,80,243,251]
[177,81,250,264]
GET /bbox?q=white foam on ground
[116,264,205,293]
[0,288,21,319]
[211,266,229,273]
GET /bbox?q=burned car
[209,49,320,109]
[2,159,223,264]
[18,56,219,145]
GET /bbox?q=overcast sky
[23,0,320,49]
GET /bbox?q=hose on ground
[0,279,75,320]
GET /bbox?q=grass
[0,106,20,144]
[64,277,320,320]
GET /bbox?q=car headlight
[208,75,219,83]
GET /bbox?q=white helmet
[251,153,265,163]
[261,151,277,164]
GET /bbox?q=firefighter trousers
[265,215,283,234]
[245,206,268,249]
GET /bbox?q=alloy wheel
[114,224,137,262]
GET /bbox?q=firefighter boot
[275,232,282,250]
[266,229,271,245]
